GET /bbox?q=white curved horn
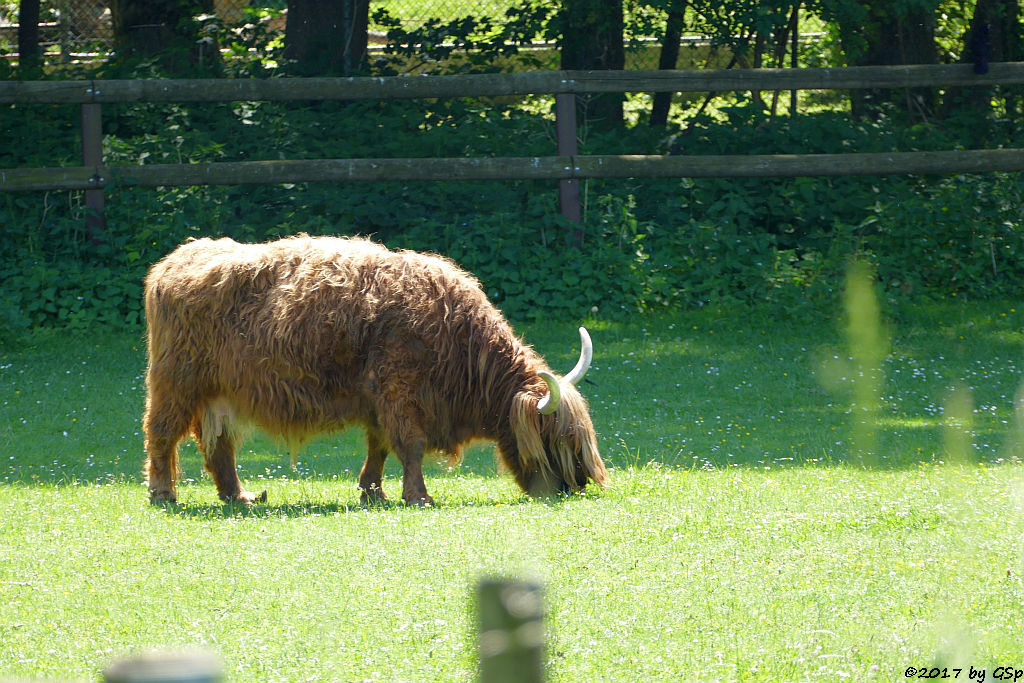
[564,327,593,385]
[536,371,560,415]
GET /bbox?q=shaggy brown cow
[143,235,608,505]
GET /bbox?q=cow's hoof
[359,487,388,506]
[149,490,177,505]
[403,494,434,508]
[223,490,267,505]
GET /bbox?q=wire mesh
[19,0,114,58]
[5,0,507,51]
[3,0,661,69]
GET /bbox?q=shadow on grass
[155,488,598,519]
[3,302,1024,489]
[160,499,358,519]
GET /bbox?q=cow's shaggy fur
[142,235,608,505]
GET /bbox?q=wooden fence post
[555,92,582,242]
[80,101,105,237]
[477,579,545,683]
[102,651,224,683]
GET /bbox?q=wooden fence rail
[2,63,1024,225]
[3,63,1024,103]
[7,149,1024,193]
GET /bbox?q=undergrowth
[2,74,1023,337]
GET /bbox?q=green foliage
[640,102,1024,307]
[213,7,289,78]
[864,173,1024,298]
[371,1,555,74]
[684,0,796,53]
[396,193,651,319]
[2,77,1024,331]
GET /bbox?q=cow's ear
[510,390,545,469]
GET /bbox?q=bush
[2,89,1022,333]
[396,192,652,320]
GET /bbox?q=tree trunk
[17,0,42,75]
[790,2,799,113]
[650,9,686,127]
[284,0,368,76]
[559,0,625,129]
[345,0,370,75]
[109,0,218,74]
[836,2,938,120]
[768,3,800,118]
[946,0,1022,121]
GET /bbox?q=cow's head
[510,327,608,496]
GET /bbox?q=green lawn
[1,301,1023,680]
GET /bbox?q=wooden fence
[2,63,1024,226]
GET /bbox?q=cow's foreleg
[395,440,433,507]
[358,430,389,504]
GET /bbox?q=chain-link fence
[0,0,513,58]
[0,1,277,57]
[1,0,673,69]
[1,0,113,58]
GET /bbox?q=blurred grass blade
[942,383,976,465]
[843,259,888,466]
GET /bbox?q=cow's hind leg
[376,371,434,507]
[380,420,433,506]
[196,408,265,505]
[143,394,191,504]
[358,429,389,504]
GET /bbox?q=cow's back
[143,235,513,439]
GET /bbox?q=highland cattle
[142,235,608,505]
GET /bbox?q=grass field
[2,301,1023,681]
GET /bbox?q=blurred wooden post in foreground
[477,579,545,683]
[103,652,224,683]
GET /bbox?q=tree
[649,0,802,126]
[16,0,42,75]
[108,0,219,73]
[557,0,626,128]
[284,0,369,75]
[650,6,686,127]
[822,0,940,119]
[950,0,1022,120]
